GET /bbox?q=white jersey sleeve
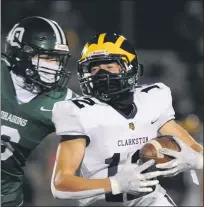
[155,83,175,129]
[52,100,86,136]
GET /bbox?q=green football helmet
[5,16,71,93]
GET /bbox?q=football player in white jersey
[51,33,203,206]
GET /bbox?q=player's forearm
[180,129,203,152]
[160,120,203,152]
[51,174,112,200]
[176,132,202,152]
[190,142,203,153]
[55,174,111,192]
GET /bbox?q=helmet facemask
[8,43,71,93]
[78,54,143,101]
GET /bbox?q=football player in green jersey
[1,16,77,206]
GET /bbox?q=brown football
[139,135,181,164]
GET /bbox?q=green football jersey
[1,56,76,200]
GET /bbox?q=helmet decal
[51,20,67,44]
[81,33,135,63]
[7,26,25,47]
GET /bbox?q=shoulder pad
[137,82,169,93]
[135,82,172,108]
[53,99,77,115]
[52,99,88,136]
[52,100,79,123]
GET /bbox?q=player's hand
[156,136,203,177]
[109,154,164,195]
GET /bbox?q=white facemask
[32,58,61,83]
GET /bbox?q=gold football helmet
[78,33,143,101]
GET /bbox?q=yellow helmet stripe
[80,34,136,62]
[115,36,126,48]
[98,33,106,46]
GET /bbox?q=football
[139,135,181,164]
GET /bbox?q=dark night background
[1,0,203,206]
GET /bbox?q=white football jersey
[52,82,175,206]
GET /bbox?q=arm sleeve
[157,84,175,129]
[52,101,86,136]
